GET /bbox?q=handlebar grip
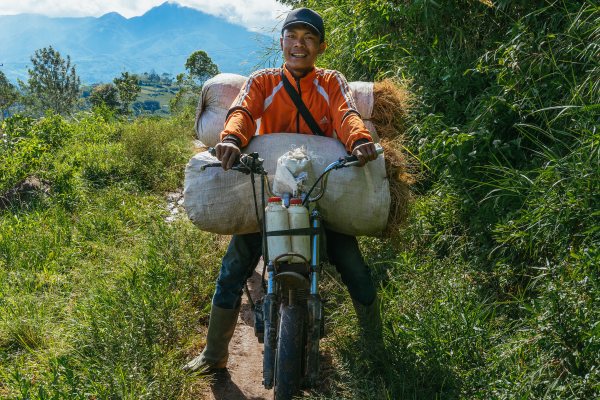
[339,143,385,168]
[344,143,384,163]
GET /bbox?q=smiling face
[280,24,327,78]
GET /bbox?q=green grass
[2,1,599,398]
[0,111,226,398]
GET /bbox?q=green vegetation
[90,72,143,116]
[0,71,19,120]
[0,111,224,398]
[283,0,599,398]
[1,1,598,399]
[170,51,220,114]
[4,48,220,118]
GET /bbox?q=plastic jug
[288,198,311,263]
[265,196,291,261]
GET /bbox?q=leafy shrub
[285,0,599,397]
[121,117,194,192]
[0,113,72,196]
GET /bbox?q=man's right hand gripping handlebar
[351,141,379,167]
[214,139,241,170]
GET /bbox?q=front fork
[262,210,323,390]
[306,210,322,387]
[262,262,277,389]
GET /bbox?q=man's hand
[352,142,378,166]
[215,142,241,170]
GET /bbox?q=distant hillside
[0,2,276,83]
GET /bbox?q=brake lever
[203,148,264,175]
[200,162,223,171]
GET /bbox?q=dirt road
[202,264,273,400]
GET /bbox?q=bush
[121,117,194,192]
[284,1,599,397]
[0,113,73,196]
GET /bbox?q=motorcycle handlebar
[202,143,384,202]
[202,147,265,175]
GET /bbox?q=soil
[202,263,274,400]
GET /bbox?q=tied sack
[184,134,390,236]
[348,81,379,142]
[195,73,249,147]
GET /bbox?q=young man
[184,7,382,372]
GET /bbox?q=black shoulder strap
[281,71,325,136]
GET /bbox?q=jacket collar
[283,64,318,92]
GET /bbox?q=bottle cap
[268,196,282,202]
[290,198,303,205]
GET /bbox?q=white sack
[184,134,390,236]
[348,81,374,119]
[195,74,379,147]
[195,73,248,147]
[272,146,315,196]
[349,81,379,142]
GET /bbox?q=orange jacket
[220,65,372,151]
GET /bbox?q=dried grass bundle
[372,79,416,237]
[372,79,412,140]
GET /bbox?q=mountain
[0,2,276,83]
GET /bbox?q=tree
[89,83,120,110]
[113,72,141,114]
[185,50,219,84]
[25,46,80,115]
[0,70,19,120]
[171,50,219,113]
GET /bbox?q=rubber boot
[183,304,240,372]
[352,296,384,350]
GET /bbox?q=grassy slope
[0,112,228,398]
[284,0,599,399]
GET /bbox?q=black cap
[281,8,325,42]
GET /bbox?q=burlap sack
[195,73,248,147]
[349,81,379,142]
[184,134,390,236]
[348,81,374,119]
[195,74,379,146]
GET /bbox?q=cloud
[0,0,291,33]
[180,0,290,33]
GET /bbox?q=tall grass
[280,0,599,398]
[1,1,598,398]
[0,111,226,398]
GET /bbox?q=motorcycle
[203,144,383,399]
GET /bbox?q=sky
[0,0,292,33]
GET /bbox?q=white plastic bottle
[288,198,311,263]
[265,196,291,262]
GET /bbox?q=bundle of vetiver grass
[192,75,413,237]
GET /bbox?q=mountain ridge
[0,2,276,83]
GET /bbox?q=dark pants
[212,230,376,309]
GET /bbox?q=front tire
[274,303,305,400]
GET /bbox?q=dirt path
[202,263,273,400]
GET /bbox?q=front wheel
[274,303,306,400]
